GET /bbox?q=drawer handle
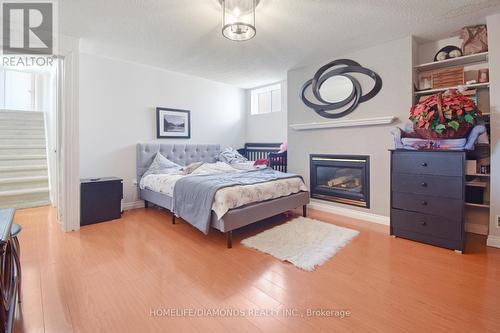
[421,201,428,206]
[421,182,427,187]
[421,221,427,226]
[421,162,428,167]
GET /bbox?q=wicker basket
[431,66,464,89]
[413,94,474,139]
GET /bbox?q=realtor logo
[2,2,53,55]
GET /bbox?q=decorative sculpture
[300,59,382,119]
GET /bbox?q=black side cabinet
[390,150,466,252]
[80,177,123,226]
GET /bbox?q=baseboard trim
[122,200,145,211]
[308,201,390,226]
[487,235,500,248]
[465,222,489,235]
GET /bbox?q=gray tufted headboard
[136,143,221,180]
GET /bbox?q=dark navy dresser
[390,150,466,252]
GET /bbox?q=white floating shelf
[290,116,397,131]
[414,82,489,96]
[414,52,489,72]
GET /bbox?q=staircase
[0,111,50,209]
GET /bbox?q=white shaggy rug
[241,217,359,271]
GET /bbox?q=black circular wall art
[300,59,382,119]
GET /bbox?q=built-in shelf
[414,52,489,72]
[466,173,490,177]
[414,82,489,96]
[465,202,490,209]
[466,181,488,188]
[290,116,397,131]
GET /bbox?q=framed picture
[156,107,191,139]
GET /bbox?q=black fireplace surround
[310,155,370,208]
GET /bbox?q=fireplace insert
[310,155,370,208]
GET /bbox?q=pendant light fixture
[220,0,259,41]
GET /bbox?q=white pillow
[143,153,181,178]
[191,162,238,175]
[181,162,205,175]
[219,147,248,164]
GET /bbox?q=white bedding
[139,162,307,219]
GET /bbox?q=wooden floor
[12,205,500,333]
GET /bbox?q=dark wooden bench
[238,143,287,172]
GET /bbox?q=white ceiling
[60,0,500,88]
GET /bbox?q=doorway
[0,62,60,211]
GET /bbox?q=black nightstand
[80,177,123,226]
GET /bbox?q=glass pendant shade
[222,0,257,41]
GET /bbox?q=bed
[137,143,309,248]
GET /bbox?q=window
[250,83,282,115]
[0,69,36,111]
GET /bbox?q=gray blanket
[172,168,302,234]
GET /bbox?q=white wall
[287,37,413,217]
[487,13,500,246]
[245,81,288,143]
[79,53,246,204]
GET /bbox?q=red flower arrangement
[409,90,481,139]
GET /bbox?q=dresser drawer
[392,173,463,199]
[391,209,462,241]
[392,192,462,220]
[392,151,463,176]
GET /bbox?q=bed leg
[302,205,307,217]
[172,213,176,224]
[226,231,232,249]
[144,200,149,208]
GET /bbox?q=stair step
[0,119,45,128]
[0,146,46,155]
[0,187,49,196]
[0,199,50,209]
[0,176,49,191]
[0,165,47,171]
[0,187,50,209]
[0,155,47,166]
[0,155,46,160]
[0,128,46,135]
[0,117,44,123]
[0,115,44,120]
[0,175,48,183]
[0,135,45,139]
[0,138,46,145]
[0,165,47,177]
[0,110,43,115]
[0,118,44,124]
[0,132,45,140]
[0,114,44,119]
[0,110,44,117]
[0,145,45,148]
[0,126,44,131]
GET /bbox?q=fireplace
[310,155,370,208]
